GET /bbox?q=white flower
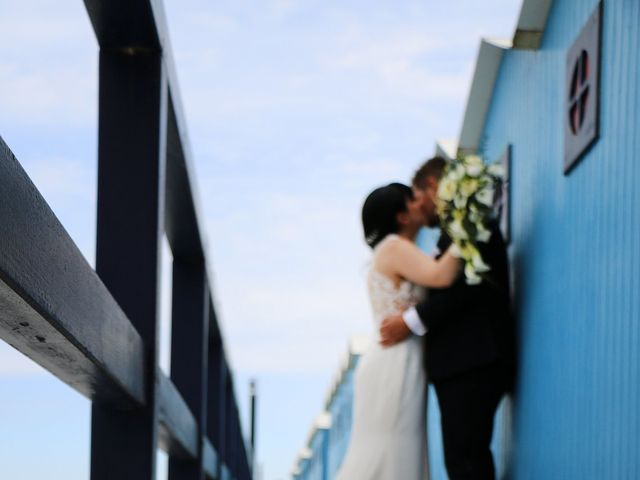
[449,220,468,240]
[467,165,482,177]
[460,178,479,198]
[449,243,462,258]
[475,223,491,242]
[438,177,456,201]
[453,194,467,209]
[476,186,495,207]
[471,249,490,272]
[459,242,478,261]
[452,209,465,222]
[468,203,480,221]
[469,209,481,224]
[465,155,484,177]
[465,155,483,166]
[454,164,466,179]
[447,167,461,182]
[464,263,482,285]
[466,165,483,177]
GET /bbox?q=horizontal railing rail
[0,138,146,408]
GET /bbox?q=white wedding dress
[336,234,429,480]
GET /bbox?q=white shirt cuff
[402,307,426,336]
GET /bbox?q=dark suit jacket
[417,222,515,383]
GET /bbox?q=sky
[0,1,521,479]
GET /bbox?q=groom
[380,156,515,480]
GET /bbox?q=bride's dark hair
[362,182,414,248]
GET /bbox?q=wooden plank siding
[479,0,640,478]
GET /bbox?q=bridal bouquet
[437,154,504,285]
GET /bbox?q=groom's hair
[412,156,448,189]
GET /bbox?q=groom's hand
[379,315,411,347]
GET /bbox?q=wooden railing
[0,1,252,479]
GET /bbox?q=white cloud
[271,0,301,18]
[216,272,373,375]
[186,12,239,33]
[163,3,473,130]
[339,157,407,177]
[322,28,458,98]
[0,64,97,127]
[201,187,375,376]
[0,1,97,128]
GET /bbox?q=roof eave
[457,38,511,156]
[434,139,458,160]
[512,0,553,50]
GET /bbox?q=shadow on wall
[501,217,536,480]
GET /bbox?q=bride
[336,183,460,480]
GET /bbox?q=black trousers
[434,362,507,480]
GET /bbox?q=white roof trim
[513,0,553,49]
[323,335,371,409]
[299,447,312,460]
[458,38,511,155]
[434,139,458,160]
[290,447,312,475]
[315,411,332,430]
[303,411,332,455]
[349,335,372,356]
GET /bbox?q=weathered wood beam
[203,439,220,479]
[158,371,199,459]
[0,136,145,408]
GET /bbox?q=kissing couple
[336,156,515,480]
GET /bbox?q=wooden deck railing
[0,1,252,479]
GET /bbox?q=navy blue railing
[0,1,251,479]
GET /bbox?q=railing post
[169,260,209,479]
[207,336,227,477]
[225,379,237,477]
[90,47,167,480]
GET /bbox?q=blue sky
[0,0,521,478]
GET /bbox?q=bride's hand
[379,314,411,347]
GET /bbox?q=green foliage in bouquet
[437,154,505,285]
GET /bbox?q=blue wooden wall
[326,370,355,478]
[481,0,640,478]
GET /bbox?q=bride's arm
[384,239,460,288]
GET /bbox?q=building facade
[293,0,640,478]
[290,337,369,480]
[473,0,640,478]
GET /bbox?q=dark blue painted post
[90,48,167,480]
[169,260,210,480]
[228,398,237,479]
[249,380,256,477]
[242,421,252,480]
[225,379,237,477]
[207,336,227,477]
[236,403,246,479]
[232,403,247,480]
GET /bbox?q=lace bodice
[367,235,425,325]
